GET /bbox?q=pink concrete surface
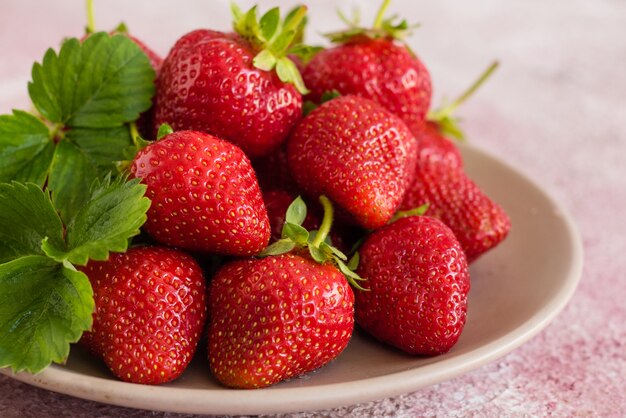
[1,0,625,417]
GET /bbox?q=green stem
[373,0,392,29]
[311,195,333,247]
[446,61,499,115]
[86,0,96,34]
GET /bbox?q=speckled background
[1,0,625,417]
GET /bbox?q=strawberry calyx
[259,195,367,290]
[428,61,499,141]
[389,203,429,224]
[302,90,341,116]
[325,0,419,44]
[231,3,317,94]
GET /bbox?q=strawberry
[208,253,354,388]
[287,95,418,230]
[252,145,300,194]
[399,162,510,262]
[400,62,510,262]
[208,196,362,388]
[152,6,311,158]
[79,246,207,384]
[130,129,270,256]
[303,1,431,134]
[354,215,470,355]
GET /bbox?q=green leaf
[0,110,54,187]
[286,44,323,64]
[335,258,368,291]
[347,251,360,271]
[308,245,326,263]
[0,256,93,373]
[260,7,280,41]
[65,126,133,172]
[258,239,296,257]
[28,33,155,128]
[253,49,277,72]
[320,241,347,261]
[276,57,309,94]
[44,177,149,265]
[0,182,65,264]
[156,123,174,140]
[285,196,307,226]
[272,31,297,57]
[47,139,99,224]
[281,222,309,245]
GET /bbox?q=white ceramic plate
[0,143,583,415]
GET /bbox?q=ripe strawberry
[79,246,207,384]
[303,2,431,134]
[130,130,270,256]
[208,253,354,388]
[399,161,511,262]
[400,62,510,262]
[355,215,470,355]
[252,145,300,194]
[208,196,360,389]
[152,6,311,158]
[287,95,418,229]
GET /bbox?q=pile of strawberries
[80,1,510,389]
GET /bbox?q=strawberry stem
[434,61,499,119]
[373,0,392,30]
[311,195,333,247]
[86,0,96,34]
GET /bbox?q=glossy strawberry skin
[208,253,354,389]
[153,29,303,158]
[303,38,432,134]
[287,95,418,230]
[355,216,470,355]
[79,246,207,384]
[130,130,270,256]
[252,145,300,194]
[400,127,510,262]
[418,121,464,170]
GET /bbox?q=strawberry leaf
[0,111,54,187]
[260,7,280,41]
[43,177,149,266]
[0,256,93,373]
[0,182,65,264]
[28,32,155,128]
[347,251,360,271]
[285,195,307,226]
[276,57,308,94]
[259,239,296,257]
[47,140,99,224]
[65,126,133,171]
[156,123,174,140]
[282,222,309,244]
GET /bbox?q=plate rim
[0,143,584,415]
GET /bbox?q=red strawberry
[417,121,463,170]
[208,196,359,389]
[252,145,299,194]
[400,62,510,262]
[400,161,510,262]
[303,4,431,134]
[153,6,311,158]
[80,246,207,384]
[287,95,418,229]
[355,215,470,355]
[130,130,270,256]
[208,253,354,388]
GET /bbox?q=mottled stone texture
[1,0,624,417]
